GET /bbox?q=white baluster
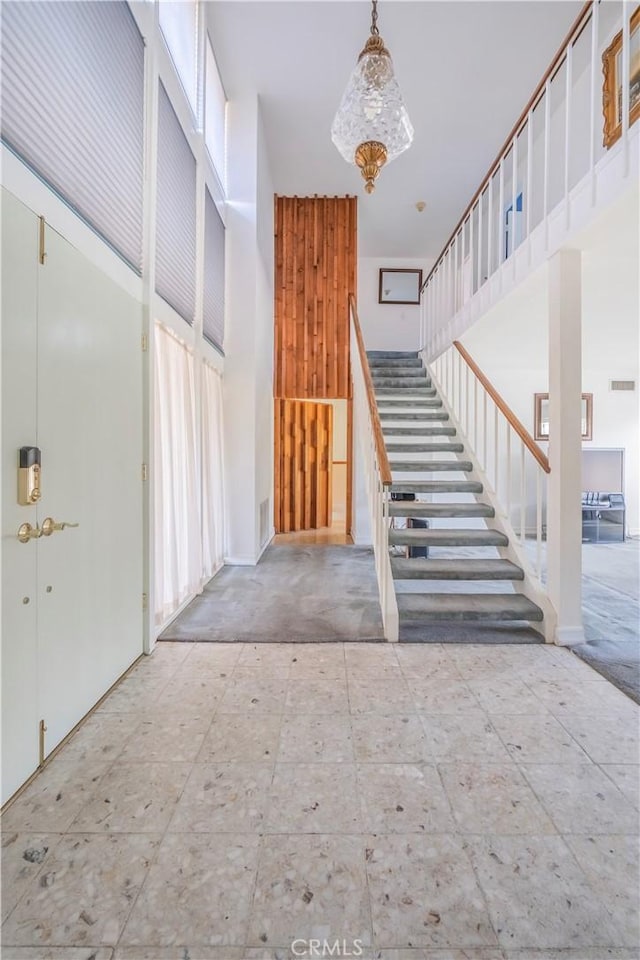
[536,468,543,580]
[564,44,573,228]
[520,440,526,542]
[506,428,512,527]
[526,109,533,261]
[543,78,551,250]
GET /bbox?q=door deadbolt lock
[18,447,41,505]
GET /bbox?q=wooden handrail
[349,294,393,487]
[421,0,593,294]
[453,341,550,474]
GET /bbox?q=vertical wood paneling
[274,196,357,400]
[274,399,332,533]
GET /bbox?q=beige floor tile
[95,676,170,714]
[564,835,640,949]
[489,715,590,764]
[178,643,243,677]
[169,763,274,833]
[519,764,639,835]
[61,713,138,763]
[152,677,228,717]
[2,833,159,947]
[2,950,115,960]
[421,715,511,762]
[1,832,62,923]
[464,835,625,949]
[196,712,282,762]
[345,646,402,679]
[366,834,498,949]
[439,763,556,835]
[502,950,638,959]
[0,758,113,834]
[278,714,354,762]
[285,678,349,714]
[234,665,294,681]
[67,762,191,834]
[601,763,640,809]
[352,715,429,763]
[349,678,416,715]
[357,763,454,834]
[288,644,346,679]
[114,950,245,960]
[467,679,550,715]
[525,678,636,717]
[373,951,505,960]
[116,713,211,763]
[119,833,259,946]
[266,763,360,833]
[557,714,640,764]
[127,643,191,680]
[247,834,371,948]
[452,647,517,680]
[238,644,296,672]
[217,678,289,714]
[408,679,484,715]
[394,645,462,680]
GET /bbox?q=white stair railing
[421,0,639,356]
[349,295,399,642]
[430,341,552,616]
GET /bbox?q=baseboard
[554,625,586,647]
[225,531,274,567]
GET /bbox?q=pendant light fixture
[331,0,414,194]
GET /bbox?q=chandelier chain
[370,0,379,36]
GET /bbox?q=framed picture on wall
[602,5,640,148]
[378,268,423,304]
[534,392,593,441]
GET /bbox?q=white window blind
[203,189,225,350]
[156,82,197,324]
[0,0,144,272]
[205,37,227,186]
[159,0,198,116]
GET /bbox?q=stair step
[372,374,430,385]
[379,411,449,421]
[389,528,508,547]
[375,386,436,396]
[386,442,464,454]
[391,558,523,580]
[383,426,457,436]
[391,480,483,493]
[390,460,473,472]
[389,502,494,519]
[367,351,418,359]
[376,395,443,404]
[370,365,426,376]
[397,593,544,623]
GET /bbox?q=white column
[547,249,584,646]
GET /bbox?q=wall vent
[259,498,270,546]
[610,380,636,391]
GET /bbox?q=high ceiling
[208,1,583,257]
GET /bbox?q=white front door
[1,189,144,801]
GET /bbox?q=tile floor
[1,640,639,960]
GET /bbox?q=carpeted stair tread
[389,527,508,547]
[396,593,544,622]
[389,502,494,518]
[391,558,524,580]
[391,480,484,493]
[390,459,473,472]
[386,442,465,453]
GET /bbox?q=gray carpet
[160,544,386,643]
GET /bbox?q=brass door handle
[17,522,42,543]
[41,517,80,537]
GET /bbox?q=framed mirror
[534,392,593,441]
[378,268,423,305]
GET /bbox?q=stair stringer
[426,360,558,643]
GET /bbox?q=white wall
[224,94,275,563]
[358,257,434,352]
[460,211,640,533]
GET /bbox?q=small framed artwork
[602,5,640,149]
[534,393,593,441]
[378,268,423,305]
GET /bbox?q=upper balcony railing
[421,0,639,358]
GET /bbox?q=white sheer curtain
[154,322,201,625]
[201,360,225,580]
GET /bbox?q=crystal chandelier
[331,0,414,194]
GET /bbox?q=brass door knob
[41,517,79,537]
[17,522,42,543]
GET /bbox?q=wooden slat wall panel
[274,399,332,533]
[274,196,357,400]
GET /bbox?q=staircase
[368,350,544,643]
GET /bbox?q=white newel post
[547,249,585,646]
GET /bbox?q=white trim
[555,625,586,647]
